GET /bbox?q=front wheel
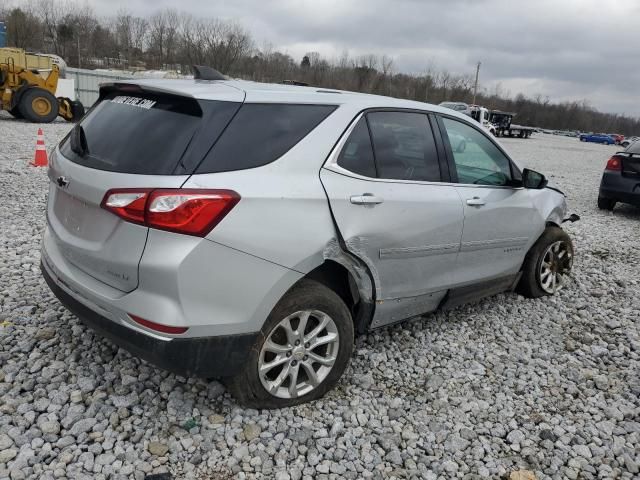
[18,88,58,123]
[226,279,354,408]
[517,227,574,298]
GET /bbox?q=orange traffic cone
[32,128,48,167]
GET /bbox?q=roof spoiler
[98,82,196,101]
[192,65,226,81]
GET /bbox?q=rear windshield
[195,103,337,174]
[60,92,240,175]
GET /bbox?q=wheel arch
[294,240,375,335]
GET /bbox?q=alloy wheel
[258,310,339,399]
[539,240,573,294]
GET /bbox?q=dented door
[321,111,465,326]
[320,170,464,325]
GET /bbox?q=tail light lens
[101,189,240,237]
[605,156,622,171]
[101,189,151,225]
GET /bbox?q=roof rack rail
[192,65,226,81]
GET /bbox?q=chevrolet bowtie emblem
[56,176,70,188]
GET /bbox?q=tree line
[2,0,639,135]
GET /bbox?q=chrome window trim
[323,111,524,190]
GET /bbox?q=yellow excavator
[0,47,84,123]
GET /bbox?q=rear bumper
[599,172,640,206]
[42,262,258,378]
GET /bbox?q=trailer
[465,105,535,138]
[500,123,535,138]
[487,110,535,138]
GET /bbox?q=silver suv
[41,79,575,408]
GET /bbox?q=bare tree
[4,0,640,135]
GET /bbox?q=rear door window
[195,104,337,173]
[60,92,240,175]
[366,111,441,182]
[337,117,377,177]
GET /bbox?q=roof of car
[625,140,640,154]
[112,77,461,116]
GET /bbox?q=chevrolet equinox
[41,78,575,408]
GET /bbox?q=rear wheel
[517,227,574,298]
[226,279,354,408]
[18,88,58,123]
[597,196,616,211]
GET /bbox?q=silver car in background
[41,79,575,408]
[438,101,471,116]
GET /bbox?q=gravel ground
[0,110,638,480]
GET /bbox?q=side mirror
[522,168,548,189]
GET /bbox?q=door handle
[466,197,485,207]
[350,193,384,205]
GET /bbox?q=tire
[70,100,85,122]
[18,88,58,123]
[225,279,354,408]
[517,226,574,298]
[8,106,23,119]
[597,196,616,211]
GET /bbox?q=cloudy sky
[86,0,640,117]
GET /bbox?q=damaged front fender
[530,188,568,227]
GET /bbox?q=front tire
[517,227,574,298]
[226,279,354,408]
[18,88,58,123]
[597,196,616,211]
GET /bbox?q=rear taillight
[605,156,622,171]
[101,189,240,237]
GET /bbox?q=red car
[610,133,625,145]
